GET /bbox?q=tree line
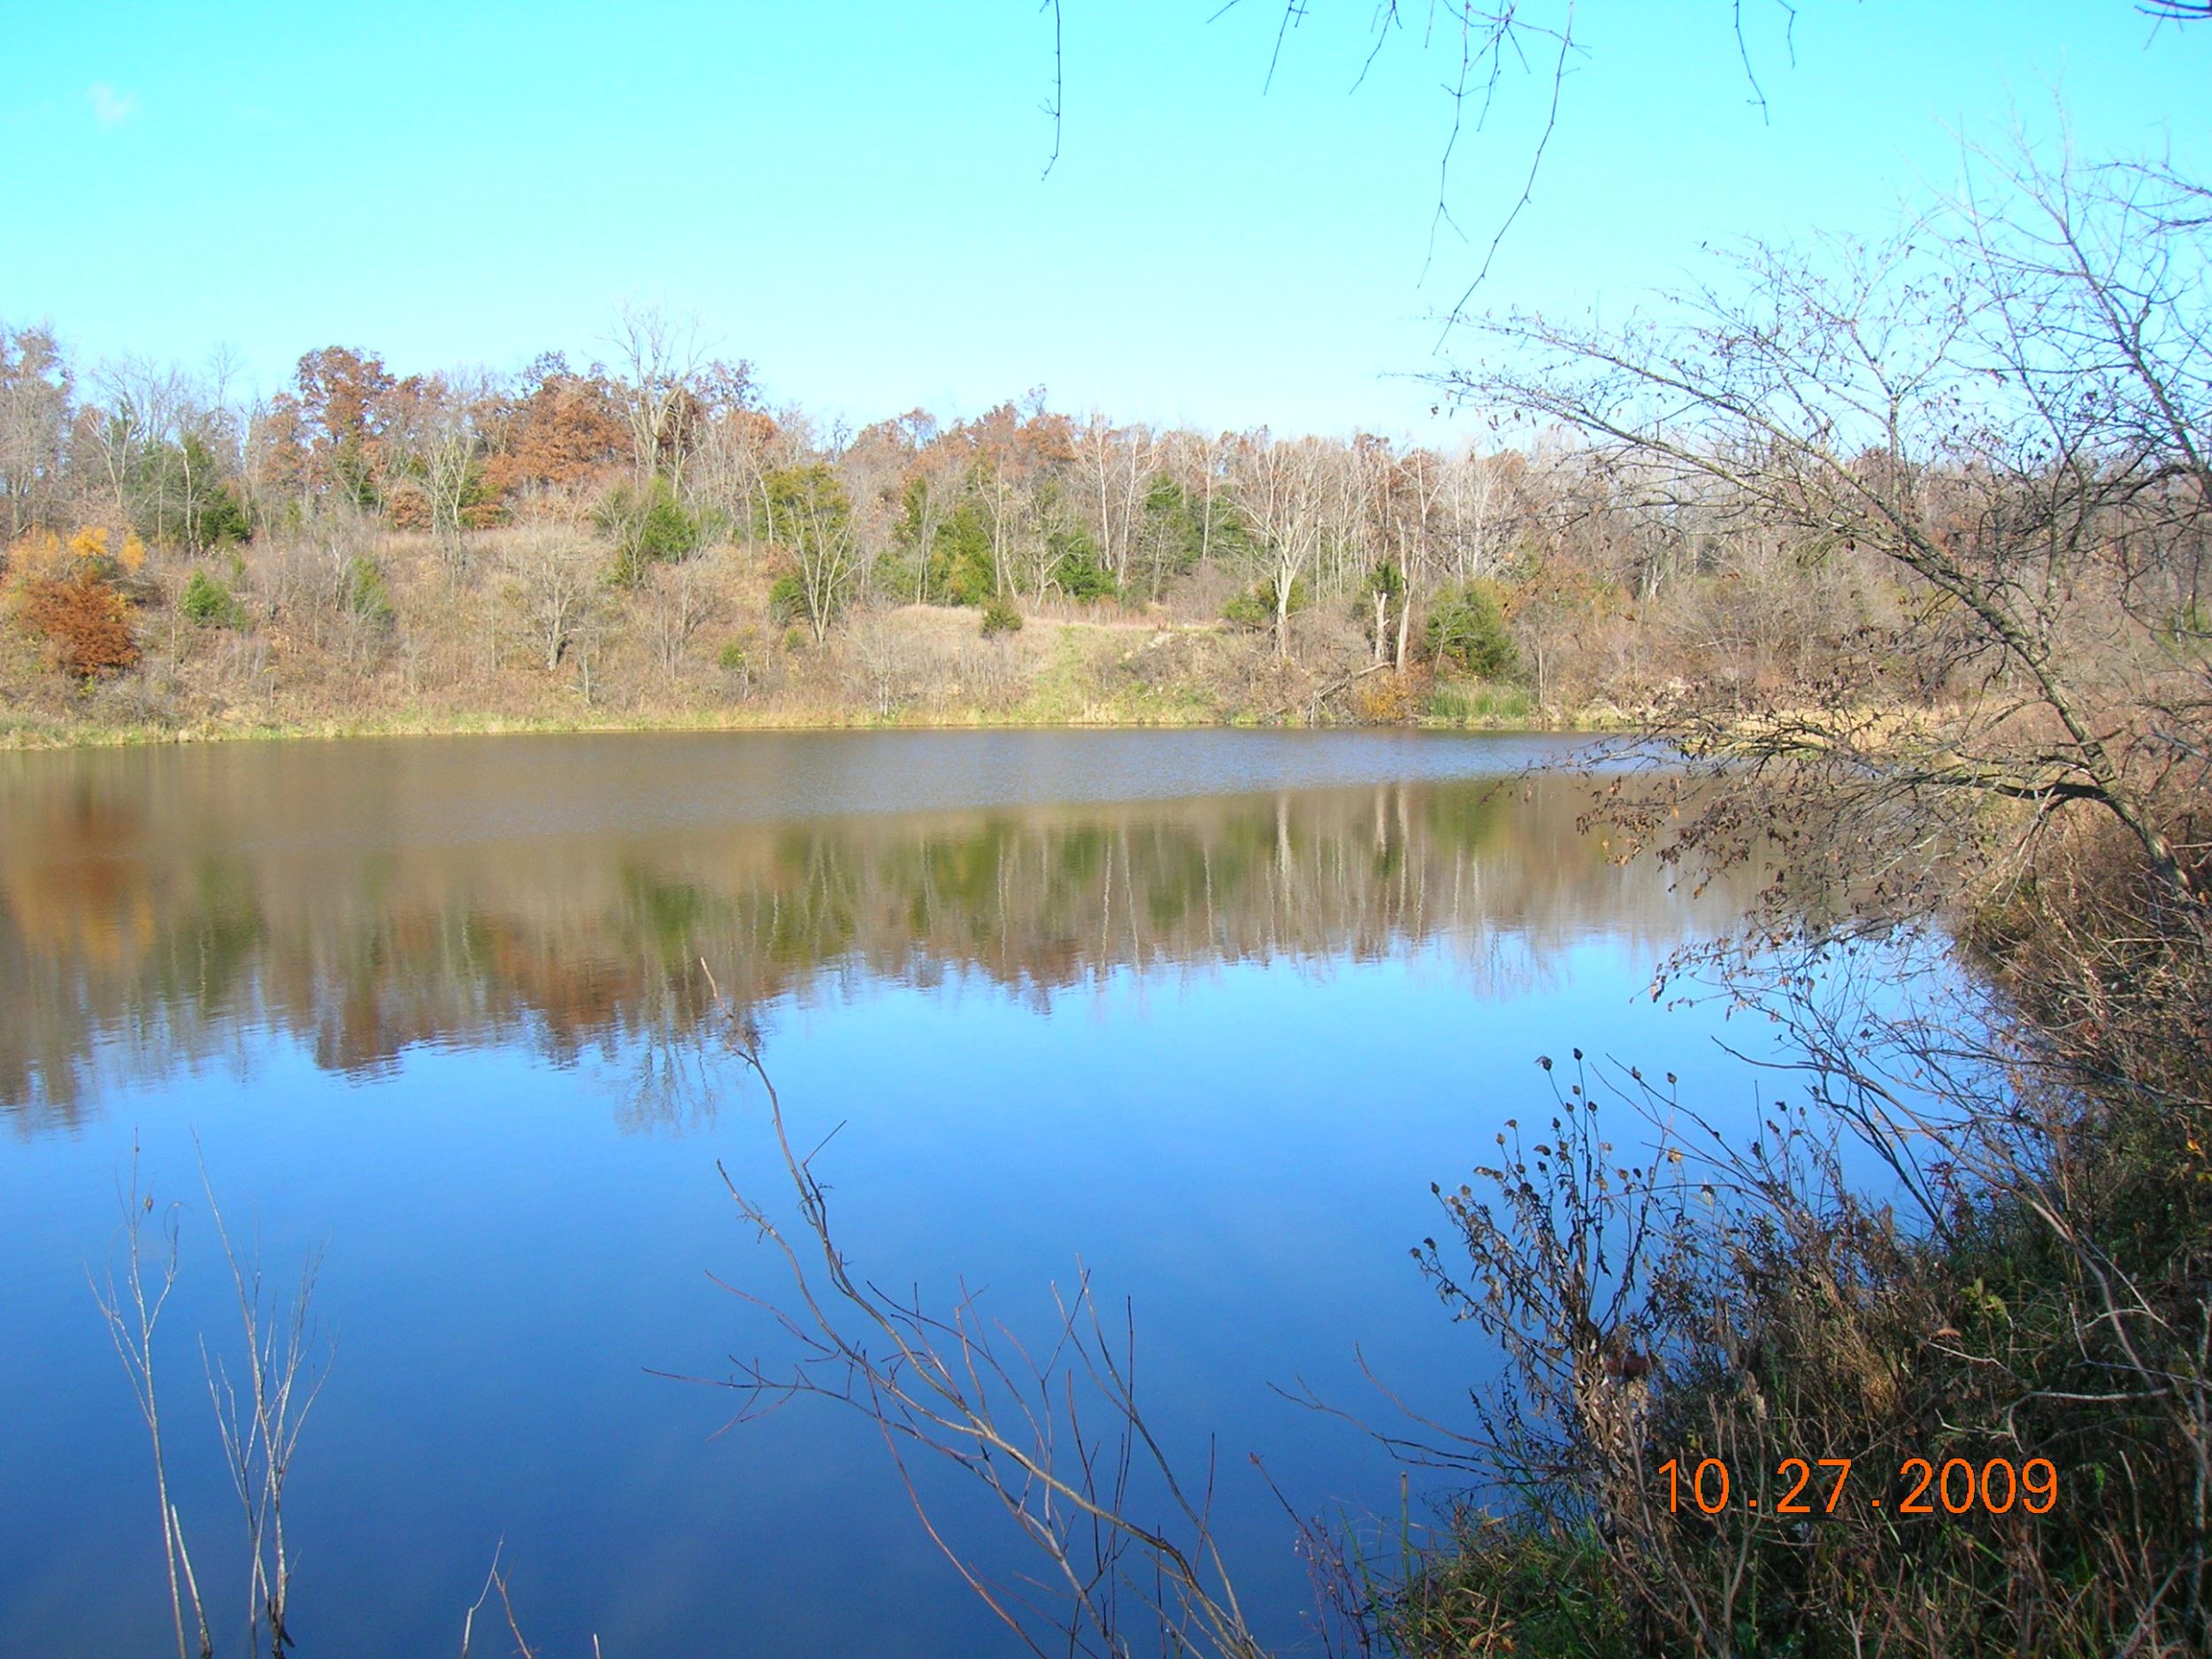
[1,285,1970,735]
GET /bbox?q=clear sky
[4,2,2206,440]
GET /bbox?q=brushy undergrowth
[1355,814,2212,1659]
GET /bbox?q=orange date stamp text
[1656,1455,2058,1517]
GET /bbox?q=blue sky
[4,2,2206,438]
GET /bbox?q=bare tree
[844,610,918,718]
[696,403,809,541]
[765,465,867,646]
[1455,154,2211,903]
[896,434,964,606]
[391,369,492,569]
[0,323,73,539]
[1077,413,1152,592]
[1227,432,1331,660]
[643,554,722,680]
[610,303,707,488]
[503,525,603,671]
[85,355,178,520]
[82,356,247,553]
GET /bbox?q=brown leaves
[481,369,630,497]
[15,565,140,677]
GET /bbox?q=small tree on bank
[763,464,864,646]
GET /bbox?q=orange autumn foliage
[483,370,628,497]
[9,528,142,677]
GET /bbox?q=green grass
[1423,680,1535,726]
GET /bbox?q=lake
[0,730,1778,1657]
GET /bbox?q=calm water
[1,731,1775,1657]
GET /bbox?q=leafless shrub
[641,555,721,683]
[91,1142,214,1659]
[841,609,920,719]
[501,526,603,674]
[91,1146,330,1659]
[198,1152,328,1659]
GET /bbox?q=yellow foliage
[1354,671,1427,725]
[8,530,67,580]
[6,526,142,583]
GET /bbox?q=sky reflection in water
[1,732,1786,1657]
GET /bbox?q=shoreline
[0,704,1635,752]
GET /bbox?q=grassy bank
[0,704,1621,750]
[1,607,1618,750]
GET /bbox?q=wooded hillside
[2,301,1924,741]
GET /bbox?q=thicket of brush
[1379,817,2209,1657]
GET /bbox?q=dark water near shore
[0,730,1778,1657]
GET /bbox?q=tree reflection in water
[0,741,1747,1132]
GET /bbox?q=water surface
[1,731,1773,1656]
